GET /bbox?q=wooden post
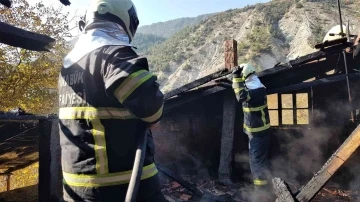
[224,40,238,70]
[6,173,10,191]
[38,118,52,202]
[218,91,236,184]
[218,39,238,184]
[49,116,63,201]
[294,124,360,202]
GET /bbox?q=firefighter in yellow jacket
[232,64,271,189]
[58,0,167,201]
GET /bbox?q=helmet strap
[245,72,256,79]
[88,12,133,42]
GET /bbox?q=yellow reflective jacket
[58,45,164,201]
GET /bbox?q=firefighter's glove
[232,66,243,78]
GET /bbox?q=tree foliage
[132,33,166,54]
[0,0,71,114]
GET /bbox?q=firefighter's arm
[103,58,164,125]
[232,66,251,102]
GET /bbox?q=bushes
[308,24,325,47]
[247,26,272,53]
[259,1,293,24]
[296,3,304,8]
[237,25,272,60]
[253,20,263,27]
[182,62,192,70]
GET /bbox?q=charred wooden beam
[314,38,348,50]
[273,124,360,202]
[6,174,10,191]
[38,119,52,202]
[0,21,55,51]
[288,43,350,67]
[218,91,236,184]
[267,73,360,94]
[4,159,39,173]
[295,124,360,202]
[164,69,231,100]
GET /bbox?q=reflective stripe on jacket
[58,45,163,200]
[242,87,270,136]
[233,78,270,136]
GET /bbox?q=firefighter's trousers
[248,132,271,185]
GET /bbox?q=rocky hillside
[143,0,360,93]
[132,14,211,54]
[137,14,211,39]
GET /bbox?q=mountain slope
[132,14,212,54]
[137,14,212,38]
[145,0,360,92]
[132,33,166,54]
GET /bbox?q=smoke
[231,124,338,201]
[270,126,335,185]
[271,128,331,182]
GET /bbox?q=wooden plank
[296,124,360,202]
[164,69,230,100]
[0,21,55,51]
[267,73,360,95]
[163,72,360,113]
[6,174,10,191]
[218,91,236,183]
[288,43,349,67]
[273,178,295,202]
[38,119,52,202]
[314,38,348,49]
[5,159,39,173]
[224,40,238,70]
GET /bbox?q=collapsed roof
[164,37,358,112]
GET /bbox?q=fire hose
[125,123,148,202]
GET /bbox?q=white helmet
[240,63,256,79]
[323,25,349,42]
[85,0,139,42]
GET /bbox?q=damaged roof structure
[1,1,360,201]
[150,36,360,201]
[0,34,360,201]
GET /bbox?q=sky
[34,0,271,27]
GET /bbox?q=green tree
[0,0,71,114]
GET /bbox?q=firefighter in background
[58,0,167,201]
[232,64,272,189]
